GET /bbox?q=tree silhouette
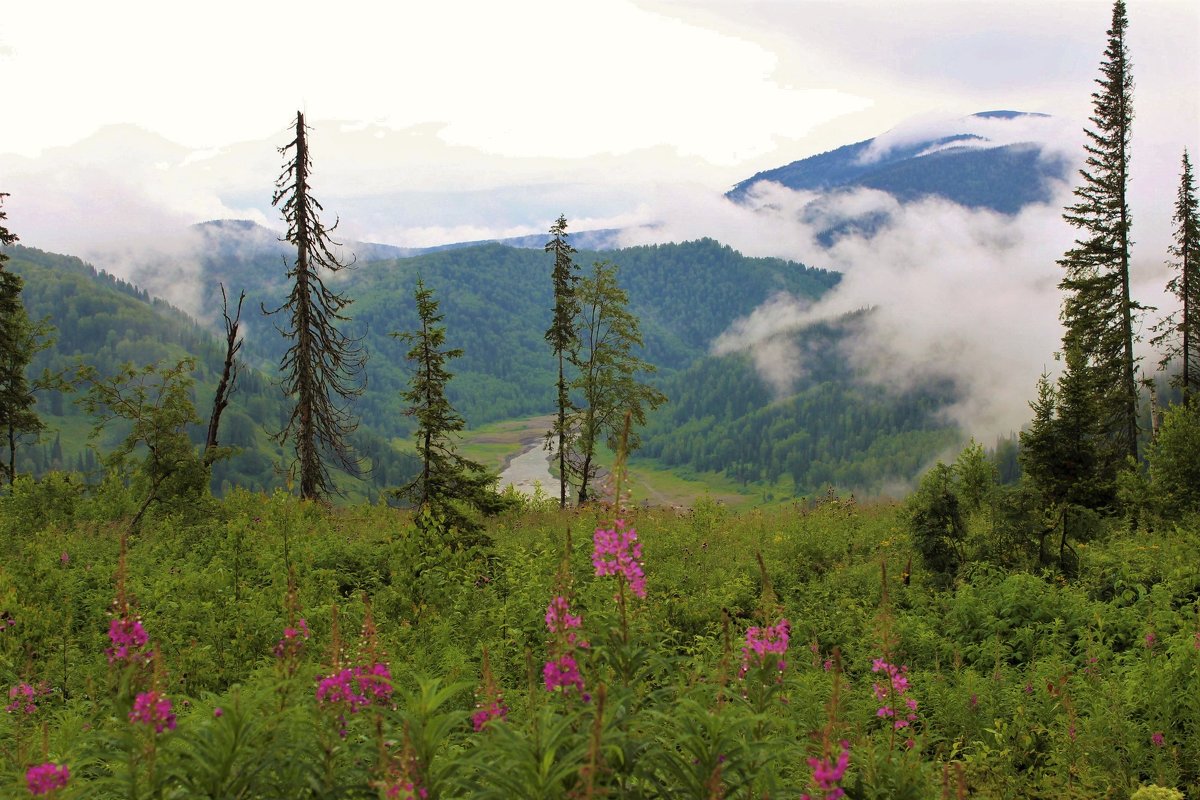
[544,214,579,508]
[1057,0,1142,470]
[1152,150,1200,402]
[393,279,503,544]
[265,112,366,500]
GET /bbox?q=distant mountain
[728,111,1072,219]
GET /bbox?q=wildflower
[592,519,646,598]
[60,552,69,565]
[1144,631,1157,649]
[106,616,150,664]
[472,699,508,732]
[6,682,48,715]
[1151,731,1165,748]
[386,780,429,799]
[739,619,790,680]
[545,595,582,633]
[544,654,585,694]
[872,659,918,730]
[129,690,176,733]
[472,646,507,732]
[25,762,69,796]
[274,618,310,659]
[802,740,850,800]
[213,707,223,718]
[315,662,393,722]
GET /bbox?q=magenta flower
[25,762,69,796]
[801,740,850,800]
[1151,731,1165,748]
[386,779,429,799]
[274,618,310,659]
[872,659,918,730]
[1144,631,1157,649]
[315,662,394,728]
[739,619,790,680]
[593,520,646,598]
[6,682,48,715]
[106,616,151,664]
[545,596,582,633]
[543,654,585,694]
[472,699,508,732]
[129,691,176,733]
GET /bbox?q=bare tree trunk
[205,285,245,465]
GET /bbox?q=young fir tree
[544,214,579,508]
[1057,0,1142,470]
[567,261,666,504]
[0,193,47,483]
[1151,150,1200,402]
[393,279,503,542]
[1020,346,1112,563]
[265,112,366,500]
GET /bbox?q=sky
[1,0,1194,246]
[2,0,1199,444]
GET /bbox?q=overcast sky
[2,0,1196,248]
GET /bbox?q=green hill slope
[5,245,416,498]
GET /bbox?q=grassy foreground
[1,478,1197,798]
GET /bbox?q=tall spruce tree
[544,214,579,508]
[393,279,502,542]
[1151,150,1200,402]
[0,193,45,483]
[265,112,366,500]
[1057,0,1141,469]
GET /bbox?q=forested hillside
[158,230,840,431]
[4,231,970,500]
[4,245,417,497]
[639,313,962,495]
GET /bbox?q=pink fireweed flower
[1144,631,1157,649]
[129,690,176,733]
[545,595,588,650]
[386,779,429,799]
[872,659,918,730]
[802,740,850,800]
[545,596,582,633]
[1151,731,1165,748]
[106,616,150,664]
[315,663,394,718]
[6,682,48,715]
[592,520,646,599]
[739,619,790,680]
[543,653,585,694]
[472,699,508,732]
[274,618,310,659]
[25,762,69,796]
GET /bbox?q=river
[499,440,555,496]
